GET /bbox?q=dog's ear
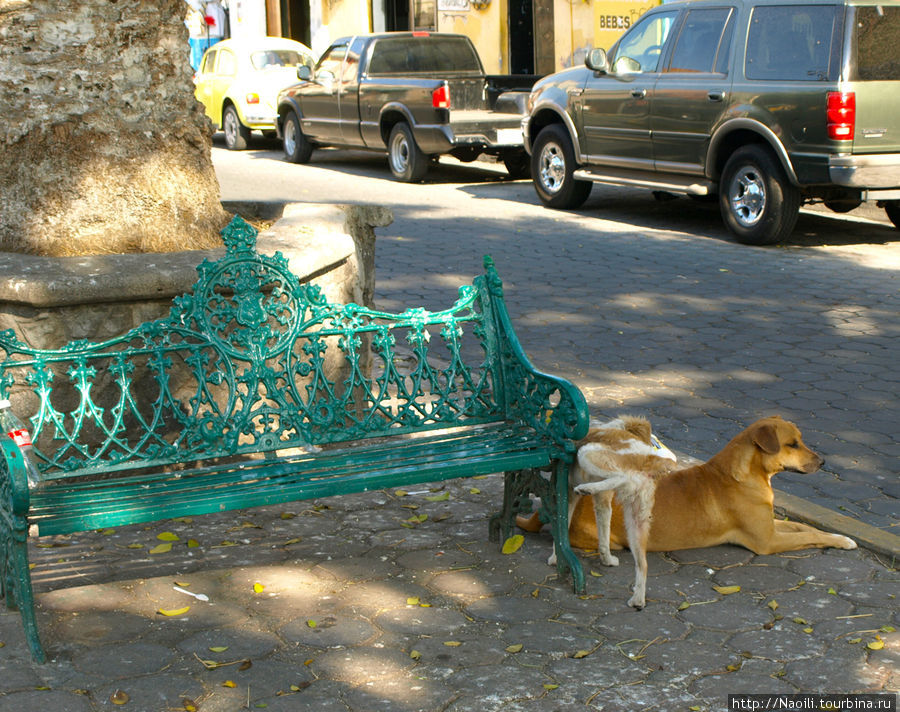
[751,423,781,454]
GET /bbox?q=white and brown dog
[521,416,857,609]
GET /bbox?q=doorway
[282,0,311,46]
[509,0,534,73]
[385,0,410,30]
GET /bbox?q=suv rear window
[745,4,842,80]
[853,5,900,80]
[368,37,482,74]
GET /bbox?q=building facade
[220,0,660,73]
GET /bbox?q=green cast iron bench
[0,216,589,662]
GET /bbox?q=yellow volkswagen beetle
[194,37,315,150]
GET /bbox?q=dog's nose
[803,455,825,473]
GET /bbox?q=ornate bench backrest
[0,218,508,479]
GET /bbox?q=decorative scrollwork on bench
[0,217,525,477]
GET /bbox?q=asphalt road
[212,138,899,536]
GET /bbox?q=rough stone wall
[0,0,229,256]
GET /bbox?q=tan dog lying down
[519,416,857,609]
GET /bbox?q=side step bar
[573,167,715,196]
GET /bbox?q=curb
[774,488,900,562]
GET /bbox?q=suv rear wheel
[719,145,800,245]
[531,125,592,209]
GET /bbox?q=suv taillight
[826,91,855,140]
[432,83,450,110]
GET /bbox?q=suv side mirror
[297,65,312,81]
[585,48,609,74]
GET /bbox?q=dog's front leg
[737,519,856,555]
[762,520,857,552]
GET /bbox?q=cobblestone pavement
[1,145,896,710]
[215,145,899,535]
[0,477,897,711]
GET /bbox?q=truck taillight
[432,84,450,109]
[826,91,855,140]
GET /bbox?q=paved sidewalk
[5,149,890,711]
[1,475,897,711]
[213,145,900,538]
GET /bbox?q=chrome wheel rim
[389,131,410,175]
[538,142,566,194]
[284,118,297,157]
[728,166,766,227]
[223,109,238,148]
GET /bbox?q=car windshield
[251,49,312,70]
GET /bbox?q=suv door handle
[631,89,646,99]
[708,90,726,102]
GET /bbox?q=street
[212,139,899,535]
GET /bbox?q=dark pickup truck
[276,32,539,181]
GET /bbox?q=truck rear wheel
[531,125,592,209]
[502,148,531,179]
[283,111,313,164]
[388,122,428,182]
[719,145,799,245]
[884,201,900,229]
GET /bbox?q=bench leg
[549,461,585,595]
[491,466,585,595]
[490,471,534,543]
[1,524,46,662]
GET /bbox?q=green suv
[523,0,900,244]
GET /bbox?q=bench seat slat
[29,423,552,536]
[28,423,539,508]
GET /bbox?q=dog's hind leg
[621,479,655,610]
[623,503,650,609]
[590,491,619,567]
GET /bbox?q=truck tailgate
[448,110,524,145]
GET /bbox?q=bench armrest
[0,438,31,517]
[480,257,589,455]
[508,363,589,457]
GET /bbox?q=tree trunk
[0,0,229,256]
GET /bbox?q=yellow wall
[436,0,660,74]
[553,0,594,69]
[438,0,507,73]
[315,0,371,53]
[591,0,660,52]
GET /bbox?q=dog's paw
[836,535,857,550]
[627,593,646,610]
[597,552,620,567]
[547,551,557,567]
